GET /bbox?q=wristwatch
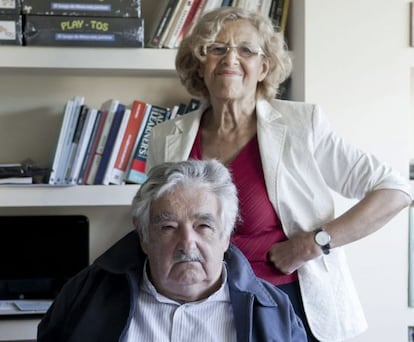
[314,228,331,255]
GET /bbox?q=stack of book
[21,0,143,47]
[146,0,290,49]
[48,96,202,186]
[0,160,50,185]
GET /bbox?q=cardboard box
[0,14,22,45]
[0,0,21,14]
[24,15,144,47]
[21,0,140,17]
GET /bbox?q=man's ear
[138,230,149,254]
[134,217,148,254]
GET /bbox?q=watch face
[315,231,331,245]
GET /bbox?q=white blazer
[147,98,412,341]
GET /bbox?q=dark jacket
[37,230,307,342]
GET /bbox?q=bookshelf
[0,47,177,75]
[0,47,179,209]
[0,184,140,207]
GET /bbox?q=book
[86,99,120,185]
[159,0,186,48]
[163,0,196,49]
[76,108,103,185]
[168,102,187,119]
[79,109,108,185]
[259,0,272,16]
[24,15,144,47]
[181,0,206,38]
[174,0,200,47]
[54,95,85,184]
[63,104,89,184]
[147,0,180,48]
[108,99,149,185]
[169,104,180,120]
[21,0,141,17]
[48,98,74,184]
[125,105,171,184]
[279,0,290,34]
[67,107,99,185]
[200,0,221,16]
[185,97,202,113]
[123,102,152,181]
[101,107,131,185]
[269,0,283,32]
[93,102,126,185]
[0,161,50,184]
[0,177,32,185]
[221,0,233,6]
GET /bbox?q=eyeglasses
[202,43,265,58]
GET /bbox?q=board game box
[24,14,144,47]
[21,0,140,17]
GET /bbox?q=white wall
[293,0,413,341]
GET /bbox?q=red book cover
[109,99,149,185]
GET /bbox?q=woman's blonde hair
[175,6,292,101]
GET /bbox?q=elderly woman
[147,6,412,342]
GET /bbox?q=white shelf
[0,46,177,75]
[0,184,140,207]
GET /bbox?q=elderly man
[38,159,306,341]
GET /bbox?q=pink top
[190,129,298,285]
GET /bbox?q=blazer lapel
[256,99,286,205]
[164,110,203,162]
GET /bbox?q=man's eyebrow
[150,212,178,224]
[194,213,216,223]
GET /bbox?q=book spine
[94,103,126,185]
[174,0,200,47]
[77,109,102,185]
[54,95,84,184]
[63,103,88,184]
[109,100,148,185]
[181,0,206,38]
[148,0,180,48]
[85,99,119,185]
[164,0,195,49]
[48,99,74,184]
[200,0,222,15]
[259,0,272,16]
[269,0,283,31]
[159,0,185,48]
[101,107,131,185]
[126,105,170,184]
[176,102,189,117]
[79,110,108,185]
[280,0,290,34]
[68,108,99,185]
[123,103,152,180]
[185,98,202,113]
